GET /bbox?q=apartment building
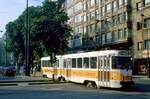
[65,0,150,76]
[66,0,132,51]
[132,0,150,75]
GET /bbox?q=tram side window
[48,61,52,67]
[77,58,82,68]
[105,57,110,68]
[72,58,76,68]
[100,59,103,68]
[90,57,97,69]
[112,57,117,69]
[104,58,107,68]
[57,60,59,67]
[107,58,110,68]
[53,60,59,67]
[63,59,66,68]
[44,61,49,67]
[83,57,89,68]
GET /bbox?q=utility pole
[25,0,30,76]
[5,32,7,67]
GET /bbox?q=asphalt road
[0,83,149,99]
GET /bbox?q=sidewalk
[0,72,56,86]
[133,75,150,81]
[132,75,150,92]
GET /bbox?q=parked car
[2,66,16,76]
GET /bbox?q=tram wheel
[42,74,47,78]
[86,81,97,88]
[58,76,65,82]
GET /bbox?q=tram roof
[41,50,130,60]
[63,50,130,58]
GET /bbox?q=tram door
[66,58,71,81]
[98,56,110,87]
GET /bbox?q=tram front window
[112,56,131,69]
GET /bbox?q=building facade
[65,0,150,75]
[66,0,132,51]
[132,0,150,75]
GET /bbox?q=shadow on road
[102,83,150,93]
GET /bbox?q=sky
[0,0,44,38]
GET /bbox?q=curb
[0,80,51,83]
[0,83,18,86]
[0,81,65,86]
[132,75,150,80]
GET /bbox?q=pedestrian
[32,62,38,77]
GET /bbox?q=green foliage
[5,0,71,65]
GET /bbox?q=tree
[33,0,71,63]
[5,0,71,71]
[5,6,41,66]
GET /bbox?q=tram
[41,50,134,88]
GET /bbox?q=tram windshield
[112,56,132,69]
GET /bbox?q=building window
[90,0,95,6]
[106,32,112,43]
[124,28,129,38]
[137,22,142,30]
[87,1,90,9]
[119,0,123,8]
[144,18,150,28]
[101,6,105,16]
[112,15,118,26]
[144,0,150,6]
[95,0,99,5]
[124,12,128,22]
[102,34,106,44]
[96,10,99,19]
[124,0,128,5]
[83,26,87,34]
[87,14,90,21]
[136,2,142,11]
[138,42,143,50]
[114,31,118,41]
[83,15,86,22]
[96,35,101,44]
[113,0,117,12]
[75,14,82,23]
[67,0,73,8]
[118,14,123,23]
[145,40,150,49]
[118,30,123,39]
[106,3,111,13]
[67,7,73,17]
[74,2,82,12]
[90,11,95,19]
[106,17,112,27]
[90,24,95,32]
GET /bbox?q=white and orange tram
[41,50,134,88]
